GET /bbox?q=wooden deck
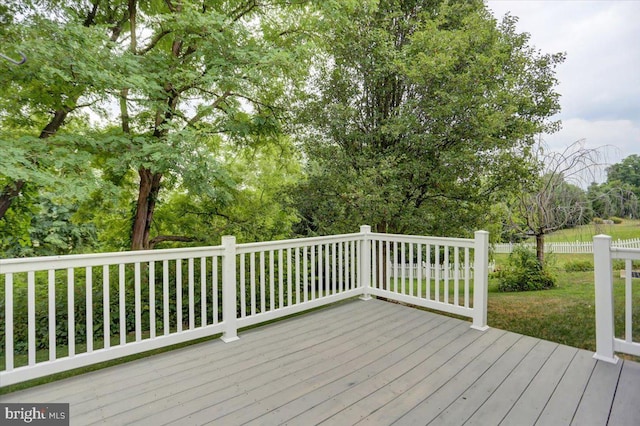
[1,298,639,425]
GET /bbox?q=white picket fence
[0,226,490,386]
[494,238,640,254]
[390,262,496,280]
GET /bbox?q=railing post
[593,235,618,363]
[221,236,239,343]
[359,225,372,300]
[472,230,489,331]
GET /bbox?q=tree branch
[137,29,172,55]
[186,90,233,127]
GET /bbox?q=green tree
[0,0,131,220]
[106,0,310,250]
[587,181,638,220]
[1,0,312,252]
[607,154,640,193]
[291,0,564,239]
[151,136,302,246]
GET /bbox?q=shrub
[609,216,623,224]
[612,259,640,270]
[592,217,604,224]
[564,259,593,272]
[498,245,556,292]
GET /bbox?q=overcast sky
[486,0,640,181]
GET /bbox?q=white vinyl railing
[495,238,640,254]
[367,230,490,331]
[0,226,490,386]
[593,235,640,363]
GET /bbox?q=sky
[486,0,640,182]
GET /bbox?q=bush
[609,216,623,224]
[564,260,593,272]
[612,259,640,270]
[592,217,604,224]
[498,245,556,292]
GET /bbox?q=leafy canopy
[291,0,564,238]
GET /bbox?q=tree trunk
[0,180,26,218]
[536,233,545,265]
[131,167,162,250]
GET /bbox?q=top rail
[369,232,475,248]
[0,246,227,273]
[236,232,363,254]
[610,247,640,260]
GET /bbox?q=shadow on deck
[1,299,639,425]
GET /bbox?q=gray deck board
[535,349,598,425]
[572,359,623,426]
[379,331,523,425]
[355,328,508,425]
[464,339,559,425]
[1,298,638,426]
[118,303,437,425]
[419,334,538,426]
[500,344,578,426]
[608,361,640,425]
[245,320,470,425]
[83,301,411,424]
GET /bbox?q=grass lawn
[488,253,640,361]
[488,271,596,349]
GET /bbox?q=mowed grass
[492,217,640,346]
[488,253,640,360]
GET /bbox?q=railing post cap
[594,234,612,239]
[360,225,371,233]
[474,230,489,240]
[221,235,236,246]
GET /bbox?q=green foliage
[592,217,604,224]
[498,245,556,292]
[0,262,218,355]
[587,181,638,220]
[607,154,640,193]
[610,216,623,224]
[564,259,593,272]
[291,0,563,238]
[0,0,572,256]
[0,0,313,253]
[146,135,302,247]
[612,259,640,270]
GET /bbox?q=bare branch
[508,138,609,264]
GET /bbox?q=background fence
[494,238,640,254]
